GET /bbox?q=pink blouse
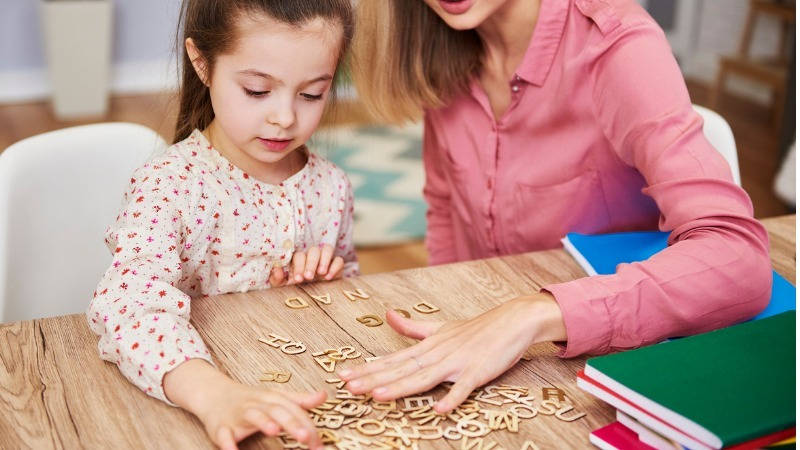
[423,0,772,357]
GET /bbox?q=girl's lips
[258,137,292,152]
[438,0,473,14]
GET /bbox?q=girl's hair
[351,1,483,124]
[173,0,354,143]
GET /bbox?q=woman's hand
[269,244,344,286]
[337,293,567,413]
[164,359,326,450]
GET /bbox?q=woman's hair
[173,0,354,143]
[351,1,483,124]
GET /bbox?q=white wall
[1,0,789,105]
[0,0,181,103]
[642,0,787,105]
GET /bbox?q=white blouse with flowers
[87,129,358,404]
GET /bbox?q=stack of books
[561,231,796,449]
[579,311,795,449]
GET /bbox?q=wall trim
[0,58,177,104]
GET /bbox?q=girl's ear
[185,38,210,86]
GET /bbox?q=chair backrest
[692,104,741,186]
[0,123,167,323]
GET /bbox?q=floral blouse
[87,129,358,404]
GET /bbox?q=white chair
[0,123,168,323]
[693,104,741,186]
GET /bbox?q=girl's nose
[267,99,295,129]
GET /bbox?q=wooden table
[1,216,794,449]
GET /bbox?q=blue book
[561,231,795,321]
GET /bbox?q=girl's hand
[164,359,326,450]
[337,293,567,413]
[269,244,344,286]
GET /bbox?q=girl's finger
[261,404,312,445]
[216,426,238,450]
[269,266,286,287]
[291,252,306,284]
[281,390,327,409]
[263,400,321,448]
[303,246,321,281]
[325,256,344,280]
[243,408,281,437]
[385,309,443,340]
[317,245,335,275]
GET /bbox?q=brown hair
[351,1,483,124]
[173,0,354,143]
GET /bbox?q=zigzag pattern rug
[308,123,427,246]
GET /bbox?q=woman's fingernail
[305,271,313,278]
[295,274,303,282]
[338,369,352,378]
[373,387,387,395]
[348,380,361,389]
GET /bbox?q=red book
[590,422,656,450]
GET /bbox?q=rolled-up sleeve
[544,20,772,357]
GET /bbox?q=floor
[0,80,791,274]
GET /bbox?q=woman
[338,0,771,414]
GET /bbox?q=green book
[582,311,796,449]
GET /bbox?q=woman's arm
[545,16,771,357]
[338,12,771,412]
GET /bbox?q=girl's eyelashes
[243,88,322,101]
[244,88,269,97]
[301,93,324,101]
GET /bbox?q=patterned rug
[308,123,427,246]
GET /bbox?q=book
[590,421,657,450]
[617,410,688,450]
[561,231,795,321]
[578,311,796,449]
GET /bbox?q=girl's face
[421,0,511,30]
[189,14,341,169]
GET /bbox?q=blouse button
[511,85,520,93]
[282,239,293,250]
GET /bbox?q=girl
[87,1,356,448]
[339,0,772,414]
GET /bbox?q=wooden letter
[311,293,332,305]
[281,342,306,355]
[555,405,586,422]
[356,314,383,327]
[509,404,537,419]
[355,419,385,436]
[260,370,291,383]
[258,333,290,348]
[542,387,566,403]
[285,296,309,309]
[413,301,440,314]
[520,441,541,450]
[343,288,370,301]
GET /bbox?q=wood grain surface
[0,215,793,449]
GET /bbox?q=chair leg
[709,66,727,109]
[772,86,786,131]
